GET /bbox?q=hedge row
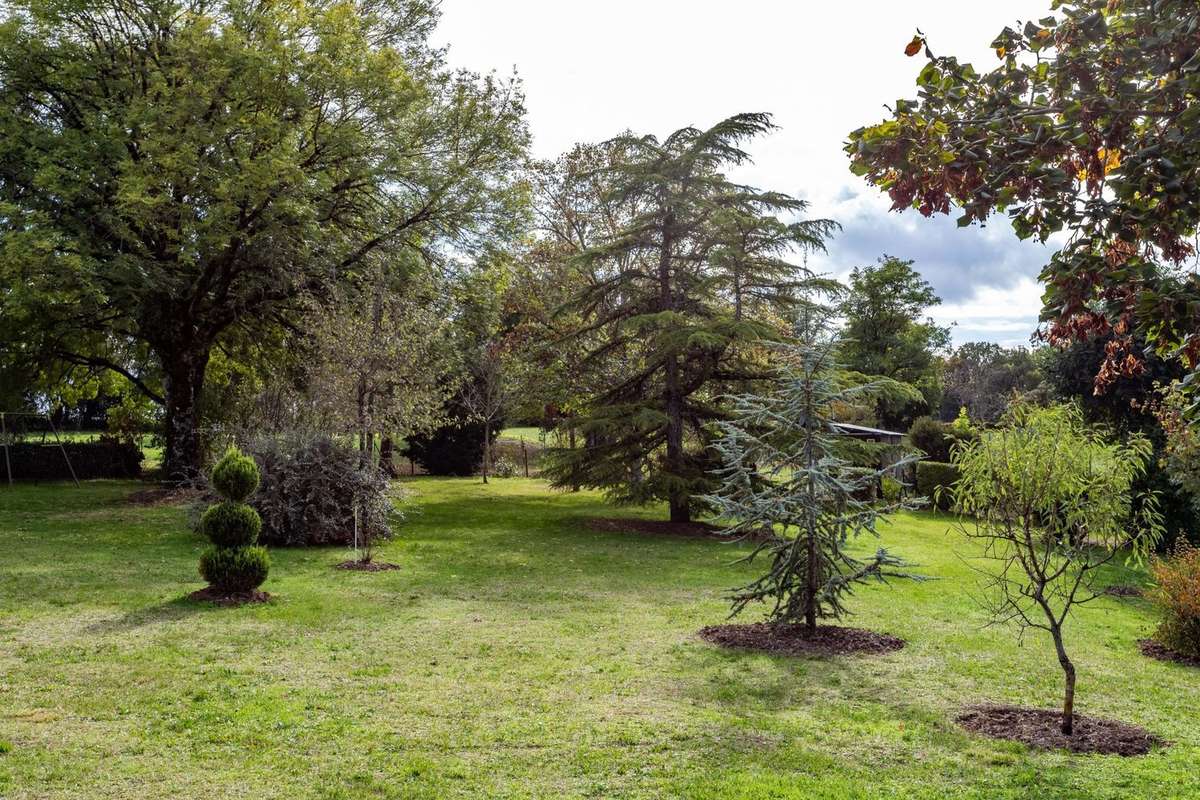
[916,460,959,512]
[1,441,142,481]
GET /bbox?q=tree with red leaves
[848,1,1200,404]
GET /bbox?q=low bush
[916,461,959,511]
[908,416,952,462]
[248,433,394,547]
[1151,542,1200,658]
[2,440,142,481]
[199,545,271,593]
[882,475,903,503]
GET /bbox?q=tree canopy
[848,0,1200,405]
[0,0,528,478]
[542,114,838,522]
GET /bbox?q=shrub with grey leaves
[246,434,396,547]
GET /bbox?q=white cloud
[434,0,1057,344]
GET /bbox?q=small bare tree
[952,403,1162,735]
[461,340,511,484]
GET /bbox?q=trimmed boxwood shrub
[199,545,270,593]
[198,447,268,594]
[200,502,262,548]
[210,448,259,501]
[916,461,959,511]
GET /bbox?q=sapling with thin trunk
[952,403,1162,735]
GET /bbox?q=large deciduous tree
[848,1,1200,404]
[544,114,838,523]
[0,0,527,480]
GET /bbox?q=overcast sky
[434,1,1059,347]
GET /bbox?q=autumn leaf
[1099,147,1121,174]
[996,46,1007,58]
[905,36,923,57]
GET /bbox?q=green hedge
[916,461,959,512]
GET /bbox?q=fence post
[47,415,81,488]
[1,413,11,487]
[522,440,529,477]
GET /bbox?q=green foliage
[210,448,260,503]
[941,342,1043,423]
[838,256,950,429]
[200,502,263,549]
[198,545,270,594]
[848,0,1200,400]
[1157,387,1200,515]
[952,402,1162,734]
[881,475,903,504]
[543,114,838,522]
[198,445,267,594]
[0,0,528,479]
[706,312,920,631]
[908,417,952,462]
[916,461,959,512]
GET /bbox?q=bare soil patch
[1139,638,1200,667]
[335,559,401,572]
[1103,584,1143,598]
[699,622,904,657]
[956,704,1162,756]
[586,517,739,540]
[125,486,204,506]
[186,587,271,606]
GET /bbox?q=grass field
[1,478,1197,799]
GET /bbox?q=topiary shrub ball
[199,545,270,593]
[201,502,262,548]
[211,447,260,502]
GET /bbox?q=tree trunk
[482,420,490,484]
[160,346,211,484]
[1051,624,1076,735]
[380,437,398,478]
[658,219,689,524]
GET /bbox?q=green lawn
[1,478,1196,799]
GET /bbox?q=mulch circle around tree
[186,587,271,606]
[1138,638,1200,668]
[335,560,401,572]
[956,704,1163,757]
[1104,584,1143,598]
[698,622,905,657]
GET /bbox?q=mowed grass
[0,478,1197,800]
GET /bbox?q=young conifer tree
[706,310,918,635]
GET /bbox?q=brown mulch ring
[698,622,905,657]
[125,486,204,506]
[335,559,401,572]
[956,704,1162,756]
[186,587,271,607]
[1104,585,1144,598]
[585,517,742,540]
[1138,638,1200,668]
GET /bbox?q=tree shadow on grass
[83,594,213,634]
